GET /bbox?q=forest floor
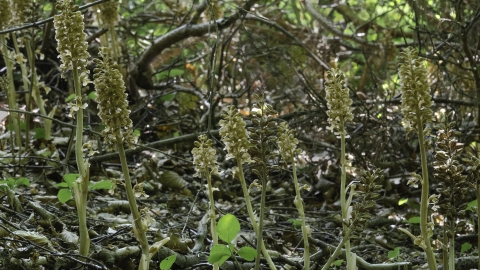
[1,121,479,270]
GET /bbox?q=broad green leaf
[133,129,141,137]
[157,69,184,80]
[388,247,401,259]
[0,180,9,187]
[159,254,176,270]
[92,180,112,190]
[65,94,76,102]
[41,150,51,157]
[333,259,343,266]
[237,246,257,261]
[161,93,175,101]
[16,177,30,187]
[43,2,52,12]
[398,198,408,205]
[6,178,15,188]
[466,200,477,211]
[461,242,472,253]
[55,183,69,188]
[287,218,302,229]
[403,217,420,224]
[34,128,45,139]
[0,178,15,189]
[217,214,240,243]
[88,91,97,100]
[57,189,73,203]
[63,174,79,187]
[208,244,230,266]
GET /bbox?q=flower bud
[324,69,354,136]
[398,47,433,134]
[192,134,218,177]
[93,48,134,151]
[277,122,300,162]
[219,106,254,164]
[54,0,90,85]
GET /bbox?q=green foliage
[159,254,176,270]
[398,198,420,210]
[55,174,112,203]
[57,189,72,204]
[34,128,45,139]
[388,247,401,259]
[398,198,408,205]
[403,216,420,224]
[161,93,175,102]
[287,218,302,229]
[0,177,30,191]
[466,199,477,211]
[156,69,184,81]
[91,180,113,190]
[208,214,257,266]
[208,245,231,266]
[237,246,257,261]
[461,242,472,253]
[88,91,97,100]
[217,213,240,243]
[7,121,26,131]
[65,93,75,102]
[333,259,343,266]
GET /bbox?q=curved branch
[134,0,257,88]
[302,0,381,49]
[0,0,111,35]
[244,14,330,69]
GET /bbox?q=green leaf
[91,180,112,190]
[55,183,69,188]
[157,69,184,80]
[43,2,52,12]
[237,246,257,261]
[287,218,302,229]
[34,128,45,139]
[65,93,76,102]
[41,150,51,157]
[398,198,408,205]
[15,177,30,187]
[333,259,344,266]
[57,189,73,203]
[208,244,231,266]
[63,174,79,188]
[88,91,97,100]
[461,242,472,253]
[217,214,240,243]
[0,178,15,189]
[388,247,401,259]
[159,254,176,270]
[161,93,175,101]
[403,216,420,224]
[133,129,141,137]
[466,200,477,211]
[0,180,9,189]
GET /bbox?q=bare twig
[0,0,111,35]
